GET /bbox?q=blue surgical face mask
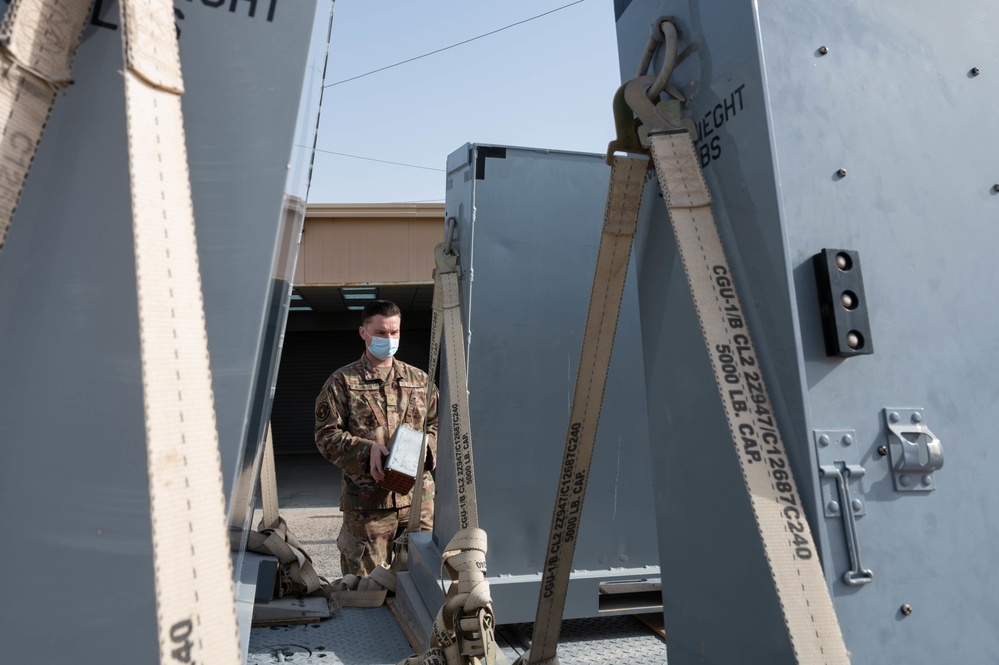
[367,334,399,361]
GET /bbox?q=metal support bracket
[883,408,943,492]
[815,429,873,586]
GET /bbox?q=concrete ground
[249,453,423,665]
[253,453,345,580]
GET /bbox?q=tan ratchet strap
[260,423,281,529]
[120,0,242,661]
[248,425,344,611]
[0,0,92,253]
[394,279,442,571]
[432,233,480,531]
[399,528,496,665]
[647,130,849,663]
[247,516,344,613]
[396,227,497,665]
[518,155,648,665]
[405,272,445,535]
[583,19,847,659]
[257,419,385,606]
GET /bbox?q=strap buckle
[454,606,496,665]
[607,76,698,165]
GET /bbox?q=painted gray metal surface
[500,616,667,664]
[617,1,999,663]
[425,145,660,624]
[247,607,665,665]
[247,607,412,664]
[0,1,332,661]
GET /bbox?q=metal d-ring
[646,18,679,100]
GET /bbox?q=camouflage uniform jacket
[315,353,438,510]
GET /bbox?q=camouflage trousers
[337,500,434,577]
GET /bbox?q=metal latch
[815,429,873,586]
[883,408,943,492]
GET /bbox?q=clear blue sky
[308,0,622,204]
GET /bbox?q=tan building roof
[293,203,444,315]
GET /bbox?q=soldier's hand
[369,443,390,483]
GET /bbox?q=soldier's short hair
[361,299,401,325]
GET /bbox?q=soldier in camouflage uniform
[315,300,438,577]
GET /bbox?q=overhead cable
[309,146,446,172]
[324,0,587,88]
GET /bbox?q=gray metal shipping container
[405,144,660,627]
[0,1,333,661]
[615,0,999,663]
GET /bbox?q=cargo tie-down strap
[514,154,648,665]
[251,421,393,608]
[248,426,345,610]
[390,266,448,572]
[648,130,850,664]
[0,0,93,253]
[120,0,245,661]
[0,1,245,661]
[520,18,850,665]
[396,227,498,665]
[430,230,482,532]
